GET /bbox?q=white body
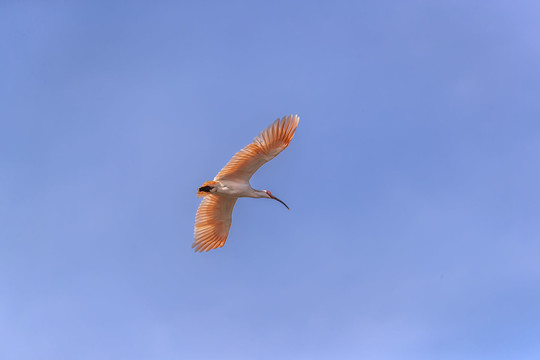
[212,180,267,198]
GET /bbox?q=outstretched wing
[214,115,300,182]
[192,194,237,252]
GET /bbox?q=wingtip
[192,241,225,253]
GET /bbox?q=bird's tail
[197,180,217,197]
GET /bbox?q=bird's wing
[193,194,237,252]
[214,115,299,182]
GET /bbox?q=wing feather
[192,194,237,252]
[214,115,300,182]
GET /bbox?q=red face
[265,190,289,210]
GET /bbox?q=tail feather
[197,181,217,197]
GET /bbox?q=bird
[192,114,300,252]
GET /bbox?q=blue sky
[2,1,540,359]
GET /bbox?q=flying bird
[193,114,300,252]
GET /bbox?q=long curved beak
[269,194,289,210]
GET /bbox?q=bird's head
[264,190,289,210]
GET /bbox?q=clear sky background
[2,1,540,359]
